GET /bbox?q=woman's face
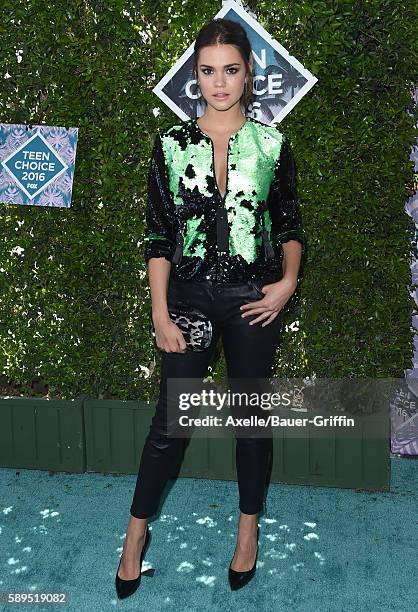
[195,43,251,113]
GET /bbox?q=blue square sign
[0,124,78,207]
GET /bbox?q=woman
[115,18,306,597]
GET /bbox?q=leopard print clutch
[150,303,213,352]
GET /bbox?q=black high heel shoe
[115,525,151,599]
[228,526,259,591]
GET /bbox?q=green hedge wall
[0,0,417,400]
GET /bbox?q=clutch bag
[150,302,213,352]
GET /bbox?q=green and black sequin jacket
[143,116,307,283]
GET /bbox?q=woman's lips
[214,93,229,99]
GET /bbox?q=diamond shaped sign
[2,131,67,199]
[153,0,318,125]
[0,124,78,208]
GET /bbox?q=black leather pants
[130,273,284,518]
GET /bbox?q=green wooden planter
[83,400,153,473]
[271,434,390,491]
[0,398,390,491]
[0,397,85,472]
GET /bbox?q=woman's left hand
[240,278,297,326]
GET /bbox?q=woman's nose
[215,73,225,87]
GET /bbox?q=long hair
[192,18,254,115]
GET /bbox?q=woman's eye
[200,68,239,75]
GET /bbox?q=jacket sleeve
[143,130,176,263]
[267,135,307,255]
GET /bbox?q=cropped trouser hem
[129,507,156,520]
[238,503,264,516]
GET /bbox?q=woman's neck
[197,106,247,136]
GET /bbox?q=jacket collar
[189,116,252,143]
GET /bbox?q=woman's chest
[163,136,278,208]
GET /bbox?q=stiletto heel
[115,525,152,599]
[228,525,259,591]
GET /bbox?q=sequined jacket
[143,116,307,283]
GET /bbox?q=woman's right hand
[153,315,187,353]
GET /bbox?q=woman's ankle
[237,512,258,536]
[124,517,147,546]
[128,515,148,532]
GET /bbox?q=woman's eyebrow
[199,63,241,68]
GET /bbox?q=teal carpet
[0,457,416,611]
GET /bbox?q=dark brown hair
[192,18,254,114]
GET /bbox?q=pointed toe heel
[115,525,152,599]
[228,526,259,591]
